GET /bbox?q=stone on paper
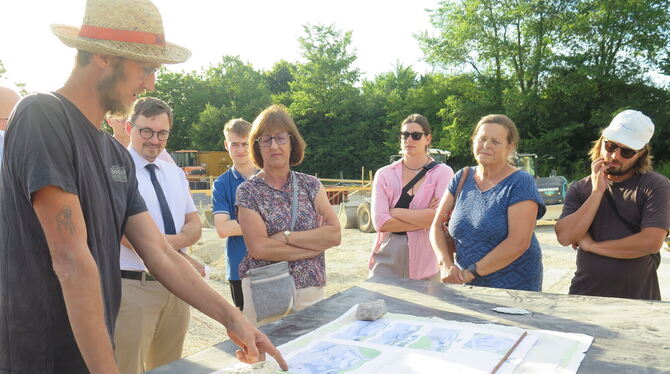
[355,300,388,321]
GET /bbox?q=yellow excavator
[170,150,232,190]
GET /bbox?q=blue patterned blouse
[236,171,325,289]
[449,167,546,291]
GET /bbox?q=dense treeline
[3,1,669,180]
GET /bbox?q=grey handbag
[248,172,299,321]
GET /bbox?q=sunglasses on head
[604,140,638,159]
[400,131,426,141]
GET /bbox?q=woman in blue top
[429,114,546,291]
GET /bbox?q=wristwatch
[467,263,481,279]
[283,230,292,244]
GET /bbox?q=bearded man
[555,110,670,300]
[0,0,286,373]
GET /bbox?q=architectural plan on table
[212,305,593,374]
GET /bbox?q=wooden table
[147,276,670,373]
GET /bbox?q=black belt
[120,270,157,281]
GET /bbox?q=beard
[98,59,130,118]
[605,162,634,176]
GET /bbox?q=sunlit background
[0,0,438,92]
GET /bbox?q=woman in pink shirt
[369,114,454,280]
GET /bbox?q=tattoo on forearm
[56,206,75,235]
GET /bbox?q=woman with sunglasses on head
[369,114,454,280]
[430,114,546,291]
[236,105,341,325]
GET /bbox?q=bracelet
[467,263,481,279]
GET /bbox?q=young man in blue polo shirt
[212,119,257,310]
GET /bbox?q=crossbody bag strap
[442,166,471,236]
[454,166,470,200]
[289,172,299,231]
[400,161,439,195]
[454,167,470,204]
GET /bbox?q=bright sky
[0,0,441,93]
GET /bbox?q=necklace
[402,158,429,171]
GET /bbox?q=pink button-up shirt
[369,160,454,279]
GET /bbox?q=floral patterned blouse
[236,170,325,289]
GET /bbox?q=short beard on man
[606,163,632,176]
[98,58,129,118]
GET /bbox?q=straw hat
[51,0,191,64]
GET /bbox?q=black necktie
[145,164,176,235]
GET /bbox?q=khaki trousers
[370,233,440,281]
[241,277,325,326]
[114,278,190,374]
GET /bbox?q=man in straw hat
[556,110,670,300]
[0,0,287,373]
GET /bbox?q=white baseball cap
[602,110,654,151]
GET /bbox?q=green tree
[289,24,364,177]
[191,104,236,150]
[565,0,670,80]
[434,74,501,167]
[152,56,271,151]
[265,60,296,106]
[152,69,210,151]
[418,0,569,103]
[361,64,421,161]
[360,67,470,170]
[190,56,272,150]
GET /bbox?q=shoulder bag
[442,167,470,255]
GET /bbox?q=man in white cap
[555,110,670,300]
[0,1,287,373]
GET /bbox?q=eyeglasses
[141,65,159,79]
[257,133,291,148]
[130,120,171,141]
[400,131,426,141]
[119,57,159,79]
[604,140,638,159]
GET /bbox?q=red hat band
[79,25,166,47]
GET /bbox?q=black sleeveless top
[392,190,414,235]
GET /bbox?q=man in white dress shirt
[114,97,203,374]
[106,113,178,165]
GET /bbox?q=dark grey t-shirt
[560,172,670,300]
[0,93,147,373]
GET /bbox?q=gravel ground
[181,221,670,357]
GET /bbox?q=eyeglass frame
[400,131,426,141]
[603,140,639,159]
[116,56,159,80]
[256,133,292,148]
[141,65,159,79]
[129,120,171,141]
